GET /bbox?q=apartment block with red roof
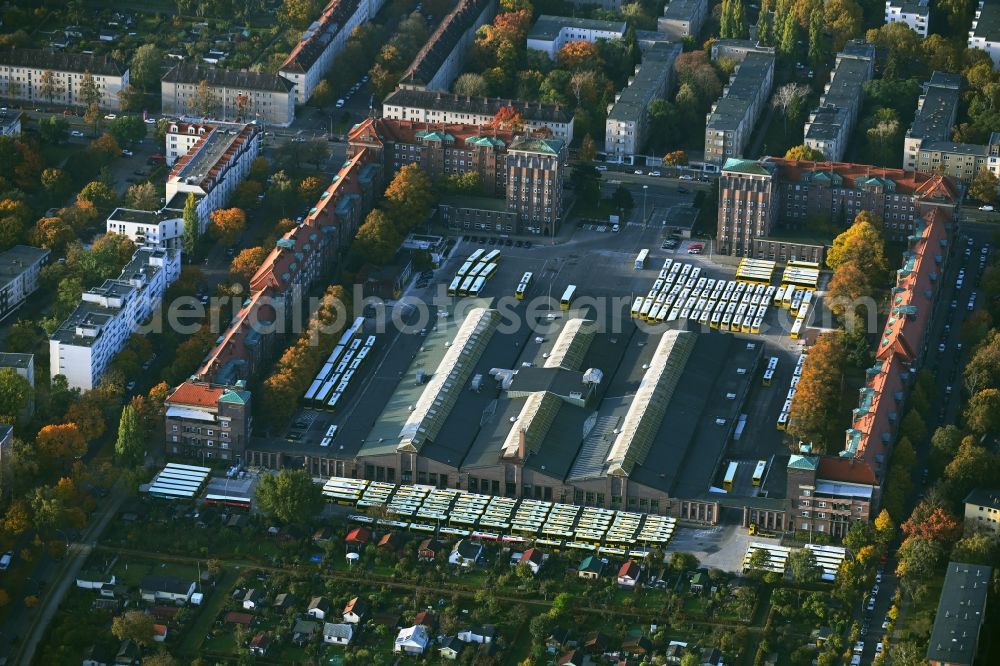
[783,203,954,537]
[718,157,959,260]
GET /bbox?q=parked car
[679,174,694,181]
[979,205,994,211]
[649,170,661,177]
[104,113,117,120]
[595,165,608,171]
[121,149,133,157]
[634,169,644,175]
[335,99,345,108]
[0,551,12,570]
[71,130,84,137]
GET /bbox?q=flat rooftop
[971,0,1000,41]
[706,52,774,132]
[0,352,32,370]
[172,127,245,186]
[921,140,988,156]
[926,562,992,665]
[663,0,704,20]
[908,76,960,142]
[109,207,183,225]
[528,15,626,41]
[0,245,49,288]
[607,42,682,124]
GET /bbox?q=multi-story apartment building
[164,122,262,232]
[526,16,627,59]
[903,71,960,170]
[106,207,185,251]
[884,0,930,36]
[717,157,959,258]
[398,0,496,91]
[964,489,1000,535]
[279,0,386,104]
[50,246,180,390]
[704,52,775,164]
[350,117,566,234]
[784,201,953,537]
[0,48,129,110]
[161,63,295,127]
[164,380,252,463]
[657,0,708,40]
[904,74,1000,188]
[164,121,214,165]
[969,0,1000,68]
[803,41,875,161]
[605,41,682,161]
[709,39,775,62]
[926,563,992,666]
[166,150,381,455]
[0,245,49,322]
[382,88,575,142]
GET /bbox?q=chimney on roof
[517,429,527,461]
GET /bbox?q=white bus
[469,276,486,297]
[635,248,649,270]
[467,248,485,264]
[560,285,577,310]
[753,460,767,486]
[448,276,462,296]
[723,461,738,491]
[482,249,501,264]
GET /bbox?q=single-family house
[546,627,574,653]
[583,631,609,653]
[323,622,354,645]
[414,609,436,631]
[273,592,295,610]
[519,548,545,574]
[150,606,180,623]
[114,638,140,665]
[394,624,430,654]
[622,635,653,655]
[378,531,401,551]
[292,618,320,645]
[557,648,588,666]
[418,537,445,561]
[449,539,483,567]
[689,571,709,593]
[242,588,265,610]
[224,611,253,626]
[344,526,372,552]
[439,635,467,660]
[76,571,116,590]
[312,526,333,543]
[458,624,496,644]
[249,632,273,656]
[665,642,688,663]
[152,624,168,643]
[139,575,196,605]
[578,556,604,580]
[343,596,369,624]
[307,596,331,620]
[617,561,641,588]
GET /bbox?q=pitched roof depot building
[0,48,129,110]
[717,157,959,260]
[382,88,575,142]
[279,0,387,104]
[161,63,295,126]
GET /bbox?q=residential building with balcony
[0,48,128,110]
[885,0,930,36]
[50,246,180,390]
[163,121,262,232]
[106,207,184,251]
[526,16,627,59]
[605,41,682,161]
[704,52,775,164]
[0,245,49,322]
[803,41,875,161]
[164,380,252,463]
[657,0,708,40]
[382,88,575,142]
[161,63,295,126]
[969,0,1000,68]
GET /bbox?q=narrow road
[11,482,127,666]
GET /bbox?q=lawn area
[111,557,201,588]
[177,568,234,657]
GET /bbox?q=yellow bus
[482,249,501,264]
[459,275,476,296]
[467,248,485,264]
[752,461,767,486]
[560,285,577,310]
[448,276,462,296]
[469,276,486,297]
[457,261,474,278]
[723,461,739,491]
[782,287,794,309]
[790,315,805,340]
[630,297,643,318]
[776,412,789,430]
[480,263,498,281]
[515,272,533,300]
[762,368,774,386]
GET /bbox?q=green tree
[268,170,295,216]
[0,367,30,422]
[38,70,60,104]
[182,193,199,258]
[108,116,147,145]
[453,73,490,97]
[788,548,821,583]
[79,71,101,108]
[351,209,401,265]
[190,80,217,118]
[383,164,435,230]
[78,181,118,213]
[779,12,798,59]
[785,144,825,161]
[579,134,596,162]
[807,9,827,66]
[125,182,158,211]
[254,469,324,526]
[965,389,1000,436]
[111,609,156,647]
[310,79,335,109]
[130,44,163,91]
[895,536,944,582]
[38,115,69,144]
[610,184,633,210]
[114,403,145,467]
[969,167,998,204]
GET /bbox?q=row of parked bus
[775,352,807,430]
[447,249,502,297]
[722,460,768,491]
[303,316,375,412]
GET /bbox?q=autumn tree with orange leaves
[787,330,847,452]
[35,423,87,468]
[229,246,268,285]
[556,40,600,71]
[489,105,525,132]
[209,208,247,246]
[901,503,962,544]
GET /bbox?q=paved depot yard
[257,223,812,515]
